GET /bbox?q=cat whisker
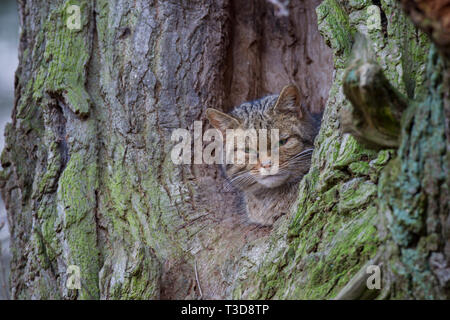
[228,170,249,179]
[223,180,236,192]
[229,172,248,183]
[224,172,246,190]
[292,155,312,162]
[225,171,256,190]
[288,157,312,165]
[292,149,313,159]
[295,148,313,155]
[279,157,311,170]
[288,153,313,163]
[290,156,312,163]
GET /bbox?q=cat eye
[279,138,289,146]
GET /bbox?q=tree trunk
[0,0,448,299]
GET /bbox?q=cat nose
[261,159,271,169]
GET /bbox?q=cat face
[206,85,319,191]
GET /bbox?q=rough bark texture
[399,0,450,58]
[379,0,450,300]
[342,57,408,149]
[0,0,448,300]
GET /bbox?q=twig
[194,260,203,300]
[334,253,383,300]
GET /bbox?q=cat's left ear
[274,84,305,119]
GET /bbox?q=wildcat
[206,85,321,226]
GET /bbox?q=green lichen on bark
[379,46,449,299]
[0,0,102,299]
[57,151,100,299]
[230,0,432,299]
[316,0,353,68]
[2,0,447,300]
[32,1,92,116]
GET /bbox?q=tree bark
[0,0,448,300]
[342,53,408,149]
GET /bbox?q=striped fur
[207,85,321,226]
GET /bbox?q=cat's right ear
[274,85,305,119]
[206,108,240,133]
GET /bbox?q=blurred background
[0,0,19,300]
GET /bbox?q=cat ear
[274,85,305,119]
[206,108,240,133]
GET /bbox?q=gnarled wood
[342,59,408,149]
